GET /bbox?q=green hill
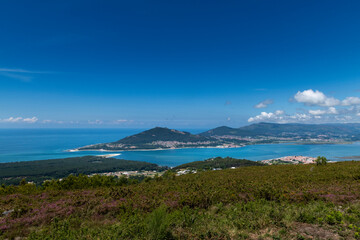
[201,122,360,140]
[116,127,210,144]
[0,156,165,185]
[173,156,263,170]
[77,123,360,152]
[78,127,219,150]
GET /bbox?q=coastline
[67,145,245,153]
[68,140,358,153]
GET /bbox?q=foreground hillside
[1,161,360,239]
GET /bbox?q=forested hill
[201,122,360,140]
[0,156,166,185]
[77,123,360,151]
[173,157,263,170]
[78,127,219,151]
[114,127,210,144]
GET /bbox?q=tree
[19,178,27,186]
[316,156,328,166]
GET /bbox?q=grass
[1,161,360,239]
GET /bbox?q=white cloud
[42,119,64,124]
[0,68,51,74]
[342,97,360,106]
[113,119,128,124]
[254,99,274,108]
[249,89,360,124]
[248,110,284,122]
[309,109,326,115]
[275,110,284,115]
[248,111,318,123]
[1,117,23,122]
[294,89,340,107]
[288,113,312,121]
[0,116,38,123]
[295,89,360,108]
[327,107,338,114]
[0,67,53,82]
[23,117,38,123]
[0,72,33,82]
[309,107,338,115]
[88,120,103,125]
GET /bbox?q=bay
[1,128,360,167]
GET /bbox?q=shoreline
[97,154,121,158]
[68,140,359,153]
[67,145,246,153]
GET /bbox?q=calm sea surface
[1,128,360,167]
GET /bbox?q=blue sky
[1,0,360,128]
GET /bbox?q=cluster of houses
[261,156,316,165]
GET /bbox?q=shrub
[145,205,173,239]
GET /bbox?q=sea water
[1,128,360,167]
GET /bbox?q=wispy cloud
[0,116,38,123]
[0,67,53,82]
[113,119,129,124]
[42,119,64,124]
[254,99,273,108]
[309,107,338,115]
[254,88,267,91]
[0,68,51,74]
[88,120,103,125]
[0,72,33,82]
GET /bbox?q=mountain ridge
[201,122,360,139]
[77,127,224,151]
[76,122,360,151]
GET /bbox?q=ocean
[0,128,360,167]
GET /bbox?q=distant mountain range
[201,122,360,139]
[76,122,360,151]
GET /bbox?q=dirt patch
[248,227,280,240]
[247,223,343,240]
[291,222,341,240]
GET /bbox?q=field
[1,161,360,239]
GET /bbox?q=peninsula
[75,127,243,151]
[74,122,360,152]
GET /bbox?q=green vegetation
[316,156,328,165]
[173,156,263,170]
[79,127,219,150]
[0,156,167,185]
[117,127,209,144]
[1,161,360,239]
[201,122,360,140]
[78,123,360,151]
